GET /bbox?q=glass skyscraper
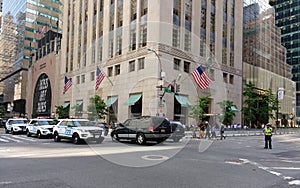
[1,0,62,116]
[270,0,300,118]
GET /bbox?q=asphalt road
[0,130,299,188]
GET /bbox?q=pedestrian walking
[211,125,217,140]
[220,124,226,140]
[204,121,211,139]
[263,123,273,149]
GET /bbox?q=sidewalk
[184,128,300,138]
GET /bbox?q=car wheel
[136,133,146,145]
[72,133,81,144]
[111,132,119,142]
[11,128,15,135]
[26,129,31,137]
[37,131,42,139]
[5,128,9,134]
[53,132,61,142]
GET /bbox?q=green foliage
[0,106,5,117]
[189,96,210,124]
[87,95,110,121]
[55,105,69,119]
[242,82,279,127]
[218,100,236,126]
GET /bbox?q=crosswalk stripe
[0,137,9,143]
[0,136,22,143]
[12,135,36,142]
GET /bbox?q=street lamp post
[148,48,164,116]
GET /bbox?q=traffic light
[176,84,180,93]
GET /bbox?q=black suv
[169,121,185,142]
[111,116,171,145]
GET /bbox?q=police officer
[264,123,273,149]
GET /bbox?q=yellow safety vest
[264,127,272,136]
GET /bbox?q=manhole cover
[142,155,169,161]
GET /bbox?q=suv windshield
[38,120,58,125]
[73,121,97,127]
[11,120,27,124]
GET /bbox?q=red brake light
[148,126,154,132]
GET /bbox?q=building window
[174,58,181,70]
[173,26,180,48]
[81,74,85,83]
[109,39,114,58]
[140,24,147,47]
[129,60,135,72]
[117,35,122,55]
[76,76,80,84]
[108,67,113,77]
[138,57,145,70]
[184,61,190,73]
[223,72,228,83]
[130,30,136,50]
[90,71,95,81]
[200,39,206,57]
[229,74,234,84]
[115,64,121,75]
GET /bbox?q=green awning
[124,94,142,106]
[106,96,118,107]
[75,101,83,106]
[175,95,192,107]
[230,106,238,112]
[63,102,70,108]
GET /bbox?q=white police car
[5,118,28,134]
[26,119,58,138]
[53,119,104,144]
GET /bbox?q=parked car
[0,118,8,128]
[110,116,171,145]
[26,119,58,138]
[53,119,104,144]
[169,121,185,142]
[5,118,29,134]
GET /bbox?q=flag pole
[105,76,114,86]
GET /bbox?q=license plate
[94,134,100,138]
[161,129,165,133]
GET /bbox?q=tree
[218,100,236,126]
[189,96,210,124]
[87,95,110,121]
[55,105,69,119]
[242,82,279,127]
[0,106,5,117]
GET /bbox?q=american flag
[192,66,211,89]
[63,76,72,94]
[95,66,105,91]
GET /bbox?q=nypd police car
[5,118,28,134]
[26,119,58,138]
[53,119,104,144]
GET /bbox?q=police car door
[65,121,74,137]
[31,120,38,134]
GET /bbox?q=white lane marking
[283,176,294,180]
[0,136,21,143]
[0,181,12,185]
[12,135,36,142]
[0,149,10,152]
[0,137,9,142]
[288,180,300,185]
[239,158,298,186]
[278,138,300,143]
[272,167,300,170]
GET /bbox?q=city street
[0,129,300,188]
